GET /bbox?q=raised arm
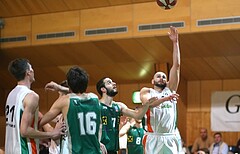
[45,81,69,93]
[168,26,180,92]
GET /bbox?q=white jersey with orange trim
[5,85,39,154]
[143,87,179,154]
[144,87,177,133]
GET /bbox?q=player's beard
[154,81,167,90]
[106,87,118,97]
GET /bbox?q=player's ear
[26,69,31,76]
[151,79,154,85]
[101,87,106,93]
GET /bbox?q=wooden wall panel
[32,11,80,45]
[200,80,222,111]
[87,85,98,94]
[46,91,59,112]
[187,81,201,111]
[186,112,202,145]
[0,16,31,48]
[133,1,191,37]
[223,79,240,90]
[177,97,186,141]
[191,0,240,32]
[139,83,152,89]
[177,77,187,141]
[118,83,139,109]
[34,88,49,114]
[0,116,5,148]
[0,89,5,116]
[80,5,133,41]
[178,77,187,104]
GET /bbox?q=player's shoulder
[87,92,99,99]
[26,91,39,99]
[115,101,127,109]
[140,87,151,93]
[23,91,39,107]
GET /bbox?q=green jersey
[127,126,144,154]
[65,93,101,154]
[100,102,121,152]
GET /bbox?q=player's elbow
[176,62,180,68]
[38,120,44,129]
[119,133,125,137]
[173,63,180,69]
[20,128,29,138]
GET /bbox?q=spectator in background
[191,128,214,154]
[209,132,228,154]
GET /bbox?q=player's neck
[154,86,163,93]
[75,92,87,98]
[100,94,114,106]
[18,80,31,89]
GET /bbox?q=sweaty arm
[119,121,131,137]
[20,92,56,139]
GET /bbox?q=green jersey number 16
[78,112,97,135]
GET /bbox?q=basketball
[156,0,177,10]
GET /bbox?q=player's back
[65,93,101,154]
[5,85,38,154]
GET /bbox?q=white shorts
[143,133,179,154]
